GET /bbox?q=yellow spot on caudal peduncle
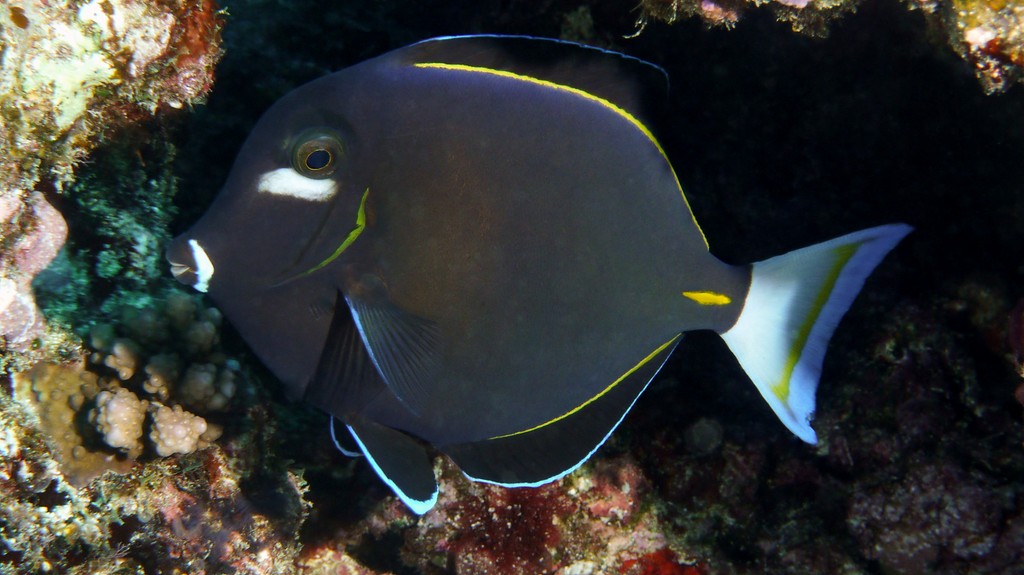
[682,291,731,305]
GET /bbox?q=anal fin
[443,335,680,486]
[330,418,362,458]
[347,418,438,514]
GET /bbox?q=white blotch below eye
[189,239,215,293]
[257,168,337,201]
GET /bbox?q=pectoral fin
[345,291,440,415]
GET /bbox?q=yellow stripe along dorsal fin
[404,35,669,125]
[404,35,709,248]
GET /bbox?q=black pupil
[305,149,331,170]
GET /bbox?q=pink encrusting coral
[312,456,700,575]
[0,193,66,353]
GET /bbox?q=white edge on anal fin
[346,424,438,515]
[329,418,362,458]
[721,224,912,444]
[461,376,656,488]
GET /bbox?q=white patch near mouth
[257,168,337,201]
[189,239,215,293]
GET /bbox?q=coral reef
[848,458,1003,575]
[2,292,315,574]
[635,0,854,35]
[1,0,1023,574]
[939,0,1024,93]
[10,290,236,489]
[150,404,208,457]
[0,193,66,356]
[87,290,239,416]
[91,387,147,458]
[636,0,1024,93]
[0,0,222,364]
[0,397,312,575]
[296,456,702,575]
[0,0,222,188]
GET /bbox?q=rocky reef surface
[2,0,1023,574]
[638,0,1024,94]
[1,0,222,364]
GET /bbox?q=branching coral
[150,404,208,457]
[88,290,239,415]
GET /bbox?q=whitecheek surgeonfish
[166,35,911,514]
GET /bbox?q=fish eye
[305,149,331,170]
[292,133,343,178]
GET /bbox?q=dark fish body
[167,36,910,512]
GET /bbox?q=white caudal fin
[721,224,911,444]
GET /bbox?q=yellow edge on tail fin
[720,224,911,444]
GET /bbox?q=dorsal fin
[400,35,669,132]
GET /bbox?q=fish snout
[166,236,215,293]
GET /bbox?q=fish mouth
[166,237,215,293]
[170,262,195,283]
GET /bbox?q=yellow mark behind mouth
[302,187,370,277]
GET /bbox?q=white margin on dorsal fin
[721,224,911,444]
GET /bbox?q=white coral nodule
[91,388,146,456]
[149,404,208,457]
